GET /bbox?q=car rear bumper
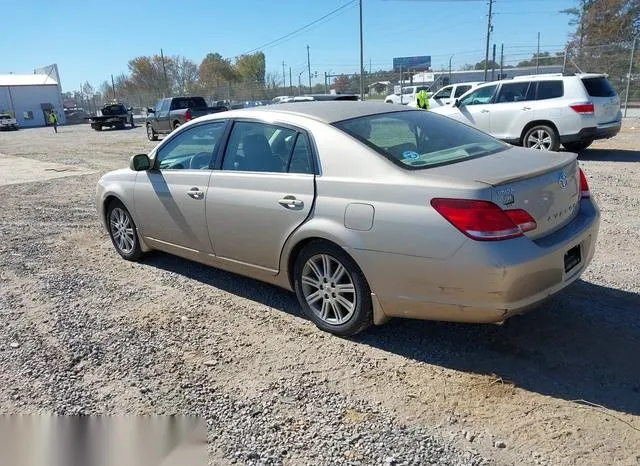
[351,199,600,324]
[594,120,621,140]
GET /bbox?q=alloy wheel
[526,129,553,150]
[109,207,136,254]
[301,254,356,325]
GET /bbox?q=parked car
[431,73,621,151]
[385,85,430,104]
[0,113,18,130]
[87,104,134,131]
[276,94,360,103]
[97,102,600,336]
[428,82,482,107]
[145,96,228,140]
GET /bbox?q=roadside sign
[394,85,402,95]
[393,56,431,72]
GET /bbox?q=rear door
[490,81,533,141]
[581,76,621,125]
[207,120,316,272]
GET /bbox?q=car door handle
[278,196,304,208]
[522,106,532,111]
[187,187,204,200]
[481,109,490,113]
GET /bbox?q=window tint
[287,134,314,174]
[454,85,471,97]
[434,86,453,99]
[156,122,226,170]
[581,77,616,97]
[536,81,564,100]
[496,82,530,103]
[335,111,507,170]
[171,97,208,110]
[459,85,497,105]
[222,121,295,173]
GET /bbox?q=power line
[241,0,357,55]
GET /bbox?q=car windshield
[334,110,508,169]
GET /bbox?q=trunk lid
[427,147,580,239]
[581,76,621,125]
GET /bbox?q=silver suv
[431,73,621,151]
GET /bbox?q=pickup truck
[87,104,134,131]
[145,96,228,141]
[0,113,19,131]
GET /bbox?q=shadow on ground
[145,252,640,415]
[578,149,640,162]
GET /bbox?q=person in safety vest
[415,90,430,110]
[48,110,59,133]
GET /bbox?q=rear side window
[581,77,616,97]
[536,81,564,100]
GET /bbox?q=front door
[207,120,316,272]
[155,99,171,132]
[449,83,498,134]
[134,121,228,253]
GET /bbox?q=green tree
[235,52,266,85]
[199,53,237,96]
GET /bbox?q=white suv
[385,85,430,105]
[431,73,621,151]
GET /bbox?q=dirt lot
[1,122,639,466]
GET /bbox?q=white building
[0,64,66,128]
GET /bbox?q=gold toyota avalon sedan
[96,102,600,336]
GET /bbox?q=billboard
[393,56,431,72]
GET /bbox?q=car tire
[172,121,181,130]
[562,140,593,152]
[523,125,560,151]
[106,200,142,261]
[93,125,102,131]
[293,240,373,336]
[146,124,158,141]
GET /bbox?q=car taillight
[570,103,594,115]
[579,168,590,199]
[184,109,192,122]
[431,199,536,241]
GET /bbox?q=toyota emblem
[558,172,568,189]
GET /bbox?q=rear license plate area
[564,244,582,273]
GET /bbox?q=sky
[2,0,578,92]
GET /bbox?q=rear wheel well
[520,120,559,145]
[287,237,347,288]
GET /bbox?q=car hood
[99,167,136,184]
[429,106,458,116]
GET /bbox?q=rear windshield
[334,110,508,170]
[102,105,126,115]
[581,77,617,97]
[0,114,12,120]
[171,97,207,110]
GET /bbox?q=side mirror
[130,154,151,171]
[128,107,133,112]
[147,107,155,113]
[453,99,461,108]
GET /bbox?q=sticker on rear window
[403,151,420,159]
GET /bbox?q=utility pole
[299,71,305,96]
[484,0,494,81]
[160,48,168,97]
[111,74,116,100]
[536,32,541,74]
[491,44,496,81]
[562,47,568,74]
[307,45,312,94]
[624,33,639,118]
[324,72,328,94]
[289,67,293,95]
[499,44,504,80]
[448,55,453,84]
[282,61,286,90]
[359,0,365,100]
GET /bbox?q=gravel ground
[1,122,639,466]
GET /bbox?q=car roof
[226,101,412,123]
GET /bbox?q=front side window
[459,84,497,106]
[433,86,453,99]
[160,99,170,112]
[454,85,471,98]
[334,110,508,170]
[222,121,313,174]
[156,121,226,170]
[536,81,564,100]
[154,99,163,112]
[496,82,530,103]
